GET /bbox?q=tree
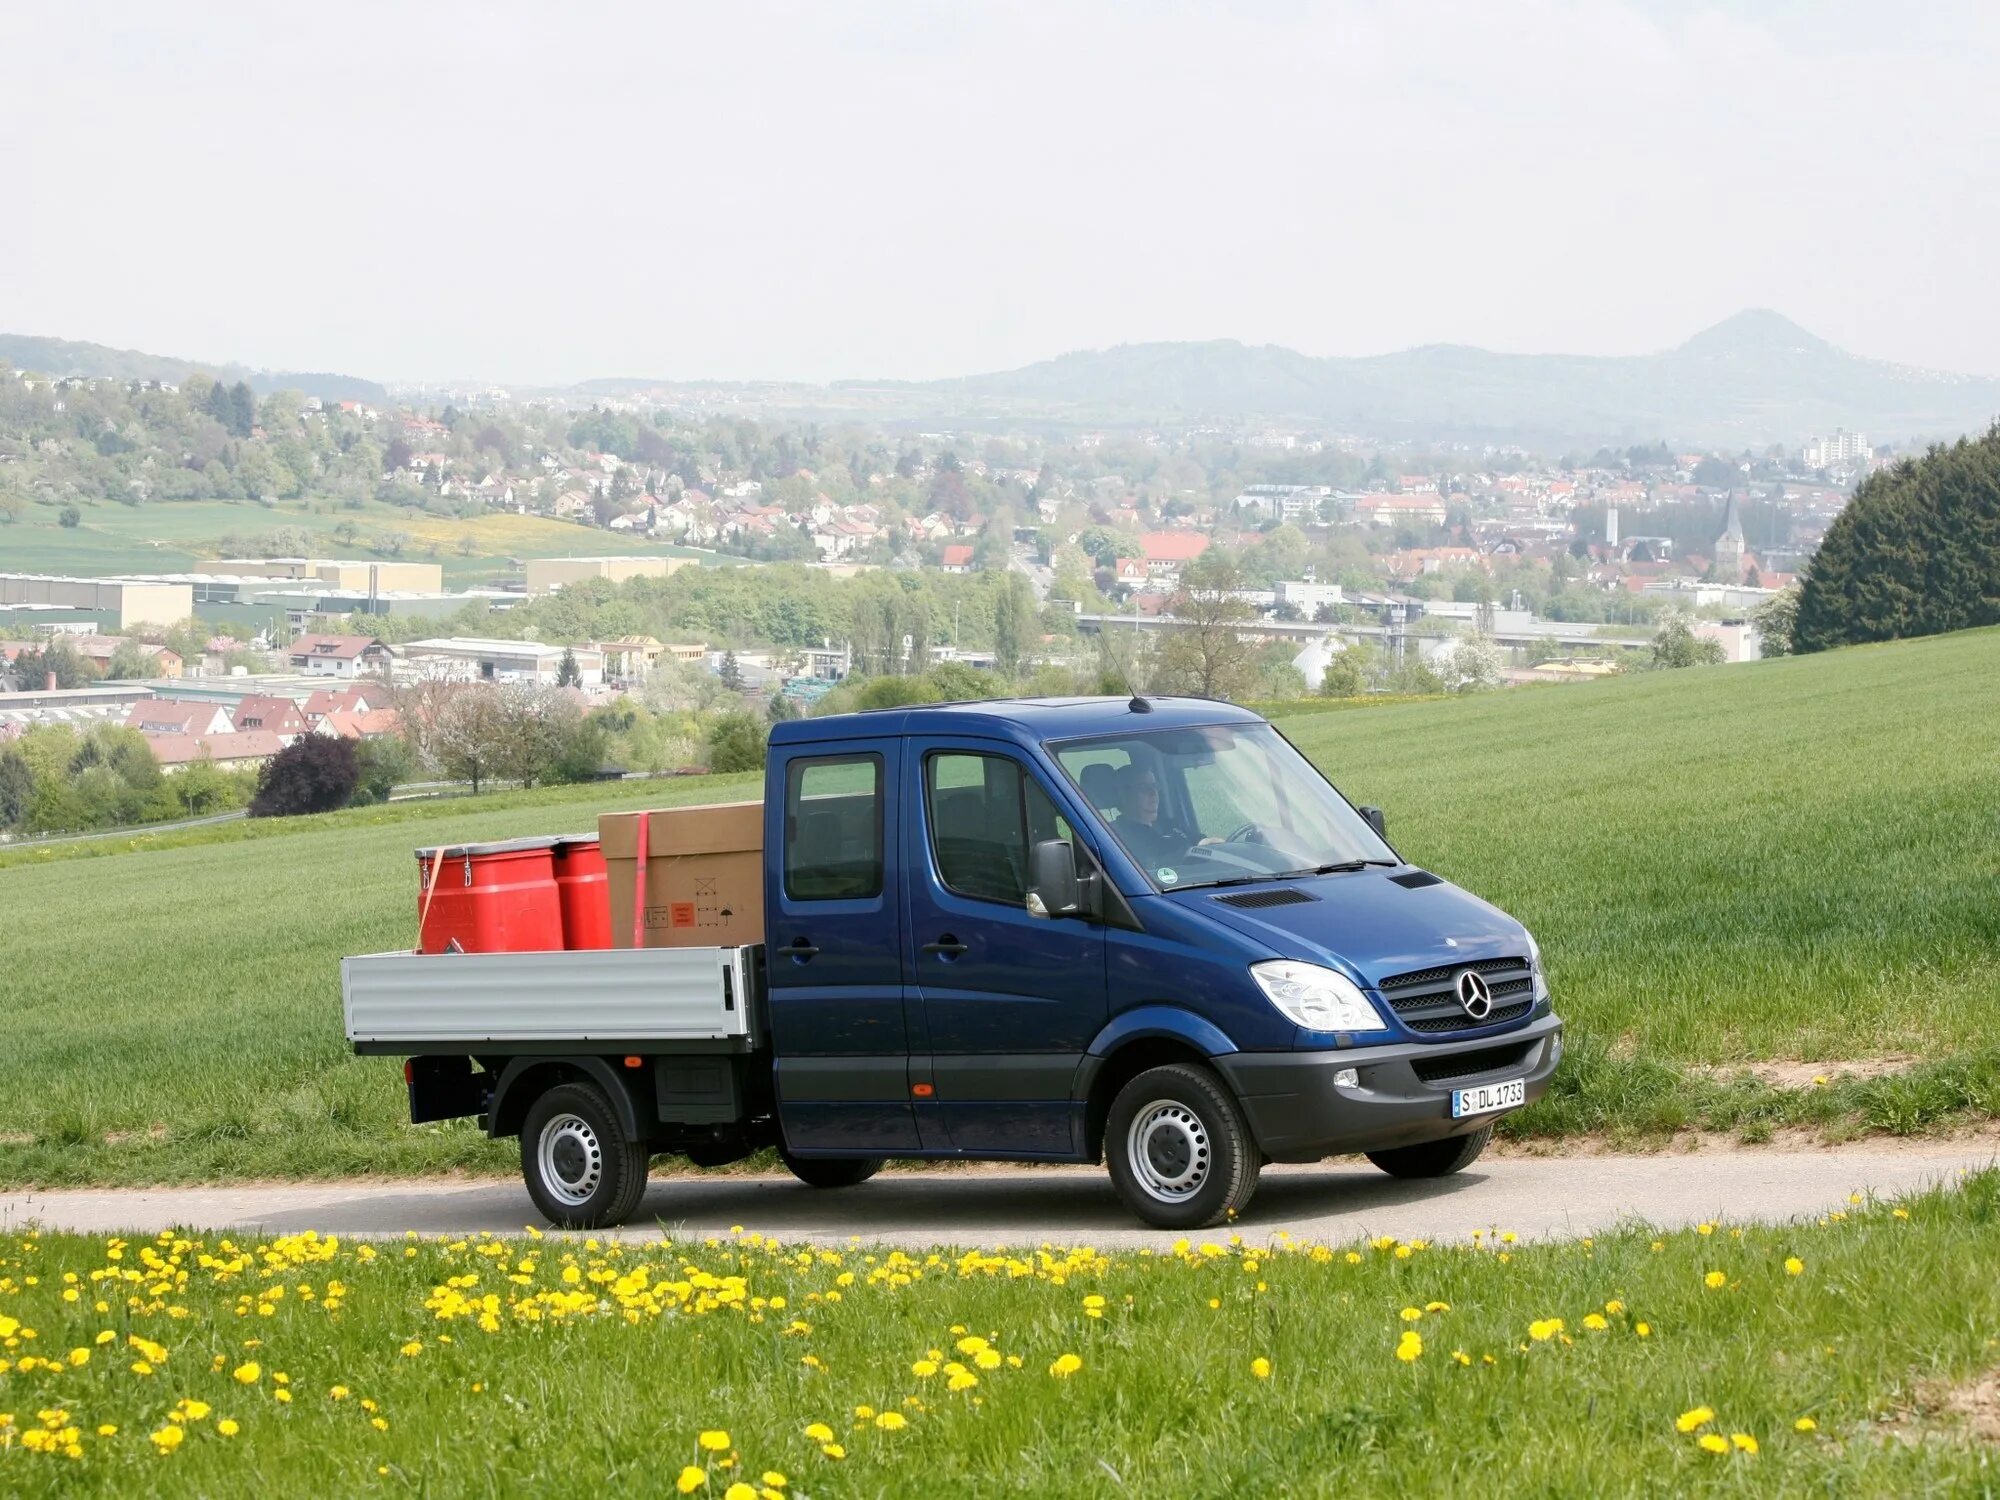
[0,747,33,829]
[352,736,416,805]
[7,638,96,690]
[768,692,801,724]
[718,649,744,692]
[1793,425,2000,653]
[1444,633,1503,691]
[58,504,81,529]
[1317,650,1367,699]
[1155,552,1257,701]
[249,736,361,817]
[992,576,1032,678]
[106,640,155,679]
[706,711,768,773]
[434,687,508,793]
[556,647,581,687]
[492,683,582,788]
[1751,584,1800,656]
[1644,616,1727,670]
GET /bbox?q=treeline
[0,725,256,836]
[1792,423,1999,653]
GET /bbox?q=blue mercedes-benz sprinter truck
[346,696,1563,1230]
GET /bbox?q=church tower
[1714,492,1746,583]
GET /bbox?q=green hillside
[0,630,1995,1186]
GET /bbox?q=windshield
[1052,722,1397,890]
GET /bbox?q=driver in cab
[1108,763,1196,870]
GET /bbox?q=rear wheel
[779,1150,883,1189]
[1105,1063,1259,1230]
[1366,1125,1493,1179]
[520,1081,650,1229]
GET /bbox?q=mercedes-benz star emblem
[1455,968,1494,1020]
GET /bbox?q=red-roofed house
[289,635,392,679]
[231,695,308,742]
[127,699,235,737]
[1111,558,1149,588]
[302,683,390,723]
[939,544,975,573]
[314,708,401,740]
[146,731,285,771]
[1138,531,1210,582]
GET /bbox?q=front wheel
[779,1150,883,1189]
[520,1081,651,1229]
[1366,1125,1493,1179]
[1105,1063,1260,1229]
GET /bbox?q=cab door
[765,740,920,1153]
[906,742,1107,1155]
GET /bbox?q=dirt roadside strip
[3,1141,1994,1249]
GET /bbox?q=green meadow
[2,1174,1997,1495]
[0,629,1994,1186]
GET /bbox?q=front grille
[1376,955,1535,1036]
[1411,1041,1534,1084]
[1214,888,1317,910]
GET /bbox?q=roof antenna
[1097,629,1151,712]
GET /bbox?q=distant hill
[0,333,387,405]
[916,310,2000,447]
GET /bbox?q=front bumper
[1214,1011,1563,1163]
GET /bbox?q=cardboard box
[599,801,765,949]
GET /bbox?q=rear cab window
[925,750,1079,906]
[783,754,883,900]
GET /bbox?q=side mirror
[1026,839,1082,919]
[1360,805,1388,840]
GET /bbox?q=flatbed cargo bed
[341,946,758,1052]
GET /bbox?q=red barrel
[552,834,613,951]
[415,838,565,954]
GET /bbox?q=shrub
[250,737,361,818]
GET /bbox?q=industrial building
[523,556,696,594]
[0,573,196,631]
[402,637,605,686]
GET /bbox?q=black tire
[1366,1125,1493,1179]
[520,1081,651,1229]
[778,1150,883,1189]
[1105,1063,1260,1230]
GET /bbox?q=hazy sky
[6,1,1998,385]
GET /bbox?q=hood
[1162,868,1527,988]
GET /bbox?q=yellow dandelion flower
[180,1400,210,1421]
[1731,1433,1758,1454]
[97,1424,118,1437]
[1395,1332,1423,1363]
[698,1429,731,1452]
[329,1385,350,1400]
[217,1419,240,1437]
[1050,1353,1083,1377]
[1604,1299,1625,1316]
[911,1359,938,1378]
[760,1474,787,1489]
[1697,1433,1729,1455]
[1785,1257,1804,1276]
[150,1424,185,1453]
[875,1411,907,1430]
[273,1389,292,1404]
[232,1362,261,1384]
[1425,1301,1450,1313]
[803,1423,834,1443]
[676,1465,708,1493]
[1581,1314,1609,1331]
[1400,1307,1423,1322]
[725,1485,758,1500]
[1794,1417,1817,1432]
[1528,1319,1564,1341]
[1636,1322,1652,1337]
[1704,1271,1727,1289]
[820,1443,846,1460]
[946,1370,979,1392]
[1251,1356,1272,1379]
[1676,1406,1715,1433]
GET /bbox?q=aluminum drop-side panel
[341,946,750,1043]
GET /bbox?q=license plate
[1451,1077,1525,1118]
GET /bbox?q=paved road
[3,1143,1991,1248]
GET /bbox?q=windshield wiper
[1310,858,1400,875]
[1178,872,1302,891]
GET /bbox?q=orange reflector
[403,1061,414,1084]
[912,1083,935,1098]
[624,1056,643,1069]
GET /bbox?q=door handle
[921,935,968,957]
[786,938,820,961]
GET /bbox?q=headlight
[1250,961,1386,1032]
[1525,931,1550,1002]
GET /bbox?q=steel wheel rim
[537,1112,603,1207]
[1127,1099,1211,1203]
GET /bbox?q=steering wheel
[1223,821,1271,846]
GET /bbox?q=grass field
[2,1173,1997,1494]
[0,629,1994,1187]
[0,495,709,586]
